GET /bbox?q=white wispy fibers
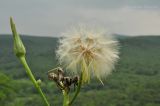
[56,25,119,84]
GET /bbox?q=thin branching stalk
[69,72,83,105]
[19,57,50,106]
[62,90,70,106]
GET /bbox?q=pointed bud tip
[10,17,16,37]
[10,17,13,22]
[10,17,14,26]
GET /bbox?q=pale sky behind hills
[1,0,160,37]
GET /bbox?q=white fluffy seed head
[56,25,119,83]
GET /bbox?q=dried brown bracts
[48,67,79,92]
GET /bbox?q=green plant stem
[63,90,70,106]
[19,56,50,106]
[69,72,83,105]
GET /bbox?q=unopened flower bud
[10,17,26,57]
[37,79,42,85]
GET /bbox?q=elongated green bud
[10,17,26,57]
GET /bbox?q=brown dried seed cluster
[48,67,79,92]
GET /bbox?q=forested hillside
[0,35,160,106]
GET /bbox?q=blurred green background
[0,34,160,106]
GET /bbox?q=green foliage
[0,72,15,105]
[0,35,160,106]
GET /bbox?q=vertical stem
[19,56,50,106]
[69,72,83,105]
[63,90,70,106]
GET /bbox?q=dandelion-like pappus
[56,26,119,84]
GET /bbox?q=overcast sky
[1,0,160,37]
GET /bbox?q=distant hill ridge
[0,34,160,79]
